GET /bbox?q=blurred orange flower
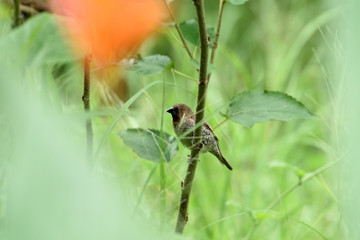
[50,0,164,66]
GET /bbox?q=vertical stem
[175,0,209,234]
[82,55,93,164]
[13,0,20,27]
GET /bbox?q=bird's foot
[187,156,200,165]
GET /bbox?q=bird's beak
[166,107,174,114]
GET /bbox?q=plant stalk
[82,55,93,164]
[13,0,20,27]
[175,0,209,234]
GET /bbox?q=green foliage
[226,91,316,127]
[179,19,215,47]
[129,55,173,76]
[0,13,72,66]
[0,0,343,239]
[94,81,166,160]
[118,128,178,162]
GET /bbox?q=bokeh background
[0,0,357,239]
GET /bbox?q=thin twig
[20,5,38,15]
[13,0,20,27]
[210,0,226,65]
[175,0,209,234]
[206,0,227,83]
[82,55,93,164]
[162,0,194,59]
[171,68,198,82]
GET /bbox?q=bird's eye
[174,107,179,113]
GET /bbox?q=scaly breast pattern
[175,118,218,154]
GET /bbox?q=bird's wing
[203,121,219,142]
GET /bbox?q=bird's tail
[212,148,233,171]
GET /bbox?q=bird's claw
[187,156,200,165]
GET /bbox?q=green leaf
[118,128,178,162]
[179,19,215,47]
[0,13,73,66]
[228,0,249,5]
[226,90,316,128]
[129,55,172,76]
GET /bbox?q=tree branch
[175,0,209,234]
[82,55,93,164]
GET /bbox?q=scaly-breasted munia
[167,103,233,170]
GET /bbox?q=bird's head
[166,103,194,122]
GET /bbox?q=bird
[167,103,233,170]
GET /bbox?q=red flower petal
[51,0,164,66]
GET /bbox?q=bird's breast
[174,118,194,149]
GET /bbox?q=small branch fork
[82,55,93,164]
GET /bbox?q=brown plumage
[167,103,233,170]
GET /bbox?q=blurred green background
[0,0,354,239]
